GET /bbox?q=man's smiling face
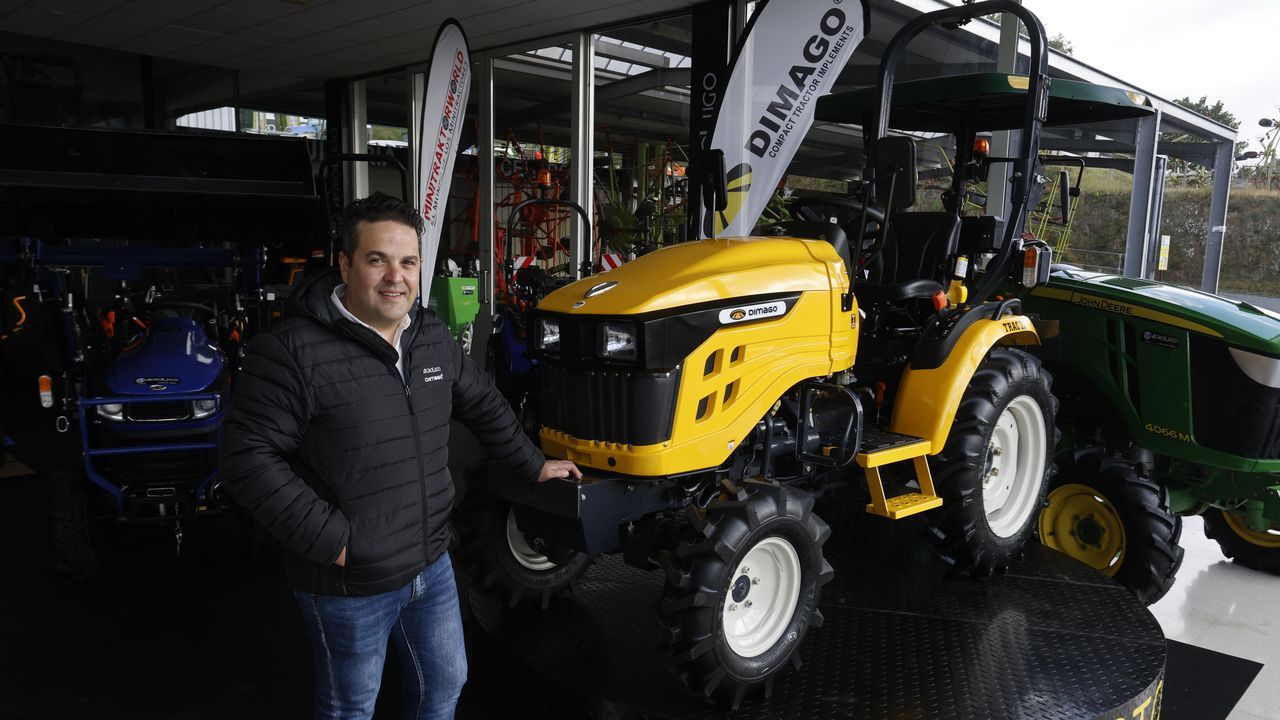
[338,219,420,337]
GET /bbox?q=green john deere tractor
[1027,271,1280,604]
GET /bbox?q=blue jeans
[295,553,467,720]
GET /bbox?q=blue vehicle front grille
[126,401,191,422]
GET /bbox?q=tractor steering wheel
[789,194,885,230]
[789,195,887,268]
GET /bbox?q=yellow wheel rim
[1039,483,1126,576]
[1222,512,1280,549]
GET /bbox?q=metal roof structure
[0,0,1238,289]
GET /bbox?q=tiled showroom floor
[0,439,1276,718]
[1149,514,1277,720]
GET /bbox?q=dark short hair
[338,192,424,258]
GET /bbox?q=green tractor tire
[1203,509,1280,575]
[929,348,1059,575]
[1039,452,1184,605]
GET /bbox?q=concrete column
[407,66,426,209]
[345,79,369,201]
[1144,155,1168,279]
[1124,110,1160,278]
[1200,141,1233,293]
[478,55,497,316]
[570,32,596,279]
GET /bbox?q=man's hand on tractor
[538,459,582,482]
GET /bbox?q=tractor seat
[854,278,944,305]
[857,211,959,307]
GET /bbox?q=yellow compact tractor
[465,0,1062,708]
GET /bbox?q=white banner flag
[417,20,471,301]
[701,0,868,238]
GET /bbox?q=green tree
[1048,33,1073,55]
[1172,95,1240,129]
[1165,96,1244,186]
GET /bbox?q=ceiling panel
[176,8,263,35]
[221,0,308,21]
[90,8,179,34]
[60,15,146,37]
[127,0,218,16]
[381,9,441,32]
[228,25,297,43]
[6,4,91,30]
[2,0,697,87]
[54,25,123,45]
[115,35,194,56]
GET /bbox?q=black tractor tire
[47,468,100,582]
[1203,508,1280,574]
[453,493,591,609]
[484,335,512,399]
[1038,451,1184,605]
[929,348,1059,575]
[658,483,833,709]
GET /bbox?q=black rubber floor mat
[1162,639,1263,720]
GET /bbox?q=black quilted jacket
[219,268,543,596]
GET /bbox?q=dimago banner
[417,19,470,301]
[701,0,868,238]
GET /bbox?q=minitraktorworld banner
[417,19,471,298]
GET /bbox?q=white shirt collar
[330,284,412,349]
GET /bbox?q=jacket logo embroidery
[422,366,444,383]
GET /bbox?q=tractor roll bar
[867,0,1050,306]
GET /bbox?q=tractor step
[856,428,930,468]
[857,429,940,520]
[876,491,944,519]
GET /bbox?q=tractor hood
[105,318,226,395]
[539,236,843,316]
[1032,269,1280,352]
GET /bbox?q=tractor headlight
[536,318,560,353]
[192,398,219,419]
[96,403,125,421]
[600,323,636,362]
[1229,347,1280,389]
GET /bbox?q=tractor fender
[889,311,1039,454]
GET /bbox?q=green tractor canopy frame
[821,63,1280,603]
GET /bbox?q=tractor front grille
[538,362,682,446]
[125,401,192,422]
[98,448,214,487]
[1190,336,1280,460]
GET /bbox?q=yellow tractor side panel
[890,315,1039,455]
[541,291,855,477]
[539,237,840,316]
[826,258,858,369]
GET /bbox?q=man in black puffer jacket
[220,193,578,720]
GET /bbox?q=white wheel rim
[506,508,556,571]
[460,323,474,356]
[982,395,1048,538]
[721,536,802,658]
